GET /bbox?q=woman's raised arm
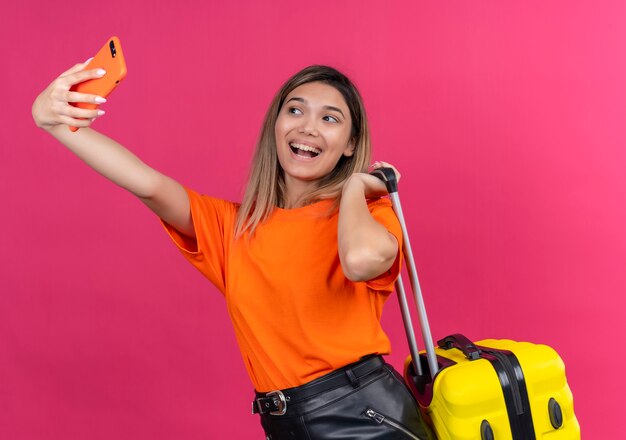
[32,61,194,238]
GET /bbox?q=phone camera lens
[109,40,117,58]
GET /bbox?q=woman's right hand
[32,60,108,131]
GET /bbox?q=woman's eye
[323,115,339,123]
[288,107,303,115]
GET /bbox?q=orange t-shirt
[162,188,403,392]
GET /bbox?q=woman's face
[274,81,354,191]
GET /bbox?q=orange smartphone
[69,36,127,132]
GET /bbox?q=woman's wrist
[344,172,389,200]
[342,173,367,197]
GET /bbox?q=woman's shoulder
[184,187,241,224]
[186,187,240,208]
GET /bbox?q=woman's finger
[370,161,401,182]
[50,88,106,106]
[59,104,104,120]
[380,162,401,181]
[64,91,107,105]
[59,58,93,77]
[58,114,95,128]
[60,67,106,88]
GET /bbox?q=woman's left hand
[343,161,402,199]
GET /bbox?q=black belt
[252,355,385,416]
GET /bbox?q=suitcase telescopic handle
[370,166,398,193]
[371,168,439,377]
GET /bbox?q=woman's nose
[298,117,318,136]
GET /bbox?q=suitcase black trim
[478,347,536,440]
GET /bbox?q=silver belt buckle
[266,390,287,416]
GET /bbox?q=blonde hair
[235,65,371,237]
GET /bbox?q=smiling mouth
[289,142,321,158]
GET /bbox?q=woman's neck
[282,176,318,209]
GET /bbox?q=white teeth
[289,142,322,154]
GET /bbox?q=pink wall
[1,1,624,438]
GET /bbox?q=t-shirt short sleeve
[365,198,404,293]
[160,188,237,295]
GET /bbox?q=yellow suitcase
[404,335,580,439]
[371,168,580,439]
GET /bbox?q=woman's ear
[343,141,356,157]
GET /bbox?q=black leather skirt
[252,355,435,440]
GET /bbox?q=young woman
[32,62,433,439]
